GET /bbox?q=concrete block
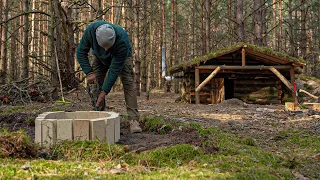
[105,118,115,144]
[90,118,106,141]
[108,112,120,142]
[45,111,65,119]
[35,118,42,143]
[57,119,73,142]
[64,112,78,119]
[73,119,90,141]
[99,112,111,118]
[41,119,57,145]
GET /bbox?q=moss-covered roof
[169,42,305,74]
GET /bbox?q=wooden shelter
[169,43,305,105]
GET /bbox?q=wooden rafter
[195,66,221,92]
[269,67,294,91]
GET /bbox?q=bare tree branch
[0,11,50,25]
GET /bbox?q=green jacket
[76,21,132,94]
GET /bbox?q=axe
[299,89,320,103]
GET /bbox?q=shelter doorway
[224,79,234,100]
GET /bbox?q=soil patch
[0,112,36,140]
[117,129,218,154]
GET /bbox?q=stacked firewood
[0,78,58,105]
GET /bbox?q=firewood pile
[0,78,58,105]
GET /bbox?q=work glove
[86,72,97,84]
[96,91,106,109]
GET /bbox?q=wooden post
[196,66,221,92]
[210,79,214,104]
[276,80,282,104]
[242,48,246,66]
[290,68,298,105]
[195,68,200,104]
[269,67,293,91]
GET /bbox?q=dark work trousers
[92,56,140,120]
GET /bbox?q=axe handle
[299,89,318,100]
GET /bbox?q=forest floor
[0,84,319,179]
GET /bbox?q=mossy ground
[1,121,318,179]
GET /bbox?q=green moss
[241,137,257,146]
[188,122,201,129]
[48,140,127,161]
[303,83,314,90]
[169,42,305,74]
[139,144,203,167]
[298,75,320,83]
[3,106,25,114]
[247,97,257,102]
[0,124,318,179]
[143,117,173,134]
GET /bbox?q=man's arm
[76,29,94,75]
[101,44,128,94]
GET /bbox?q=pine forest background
[0,0,319,96]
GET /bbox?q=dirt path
[106,89,319,150]
[0,88,319,152]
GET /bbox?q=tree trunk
[133,0,140,96]
[204,0,211,53]
[0,0,8,84]
[261,0,267,46]
[114,0,124,25]
[160,0,166,88]
[254,0,262,46]
[272,0,277,49]
[10,10,17,81]
[0,0,2,76]
[191,0,195,58]
[278,0,282,51]
[97,0,103,20]
[228,0,232,45]
[21,0,29,79]
[301,0,307,74]
[288,0,295,56]
[236,0,245,42]
[30,0,36,80]
[111,0,114,23]
[49,0,58,86]
[141,0,147,92]
[125,0,133,43]
[318,0,320,77]
[66,3,76,88]
[200,0,205,55]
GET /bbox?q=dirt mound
[218,98,244,107]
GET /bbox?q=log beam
[196,65,292,70]
[269,67,294,91]
[195,66,221,92]
[195,68,200,104]
[290,68,298,105]
[242,48,246,66]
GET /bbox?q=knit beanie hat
[96,24,116,48]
